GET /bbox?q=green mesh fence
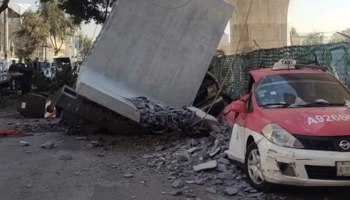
[210,42,350,99]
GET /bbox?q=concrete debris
[193,160,218,172]
[205,187,217,194]
[90,140,100,147]
[155,145,165,151]
[123,173,134,178]
[218,158,230,165]
[76,136,87,140]
[172,180,184,188]
[208,147,221,157]
[224,187,239,196]
[41,141,55,149]
[59,152,73,161]
[129,97,196,133]
[175,150,191,161]
[169,190,183,196]
[19,141,30,147]
[186,147,198,154]
[24,133,34,137]
[216,163,228,172]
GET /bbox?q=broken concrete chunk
[216,163,228,172]
[211,124,222,133]
[172,180,184,188]
[209,147,221,157]
[19,141,30,147]
[41,141,55,149]
[175,149,191,161]
[169,190,183,196]
[76,136,87,140]
[224,187,239,196]
[155,145,165,151]
[193,160,217,172]
[205,187,217,194]
[90,140,100,147]
[218,158,230,165]
[190,139,199,147]
[185,180,196,184]
[186,147,198,154]
[123,173,134,178]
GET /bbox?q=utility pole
[3,7,8,59]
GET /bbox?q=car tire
[245,142,275,192]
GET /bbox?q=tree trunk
[54,49,59,56]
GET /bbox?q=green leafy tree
[14,11,48,59]
[329,29,350,43]
[302,32,325,45]
[40,0,117,24]
[40,1,76,55]
[78,33,92,59]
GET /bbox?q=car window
[255,73,350,108]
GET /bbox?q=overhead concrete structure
[219,0,293,55]
[76,0,233,122]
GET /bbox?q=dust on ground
[0,103,350,200]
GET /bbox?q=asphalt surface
[1,103,350,200]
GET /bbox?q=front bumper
[258,138,350,186]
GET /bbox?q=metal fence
[210,42,350,99]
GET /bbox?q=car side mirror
[231,100,246,113]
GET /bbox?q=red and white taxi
[222,59,350,191]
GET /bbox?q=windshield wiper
[261,102,290,108]
[296,102,345,107]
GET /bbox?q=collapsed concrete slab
[76,0,233,123]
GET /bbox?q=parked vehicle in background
[0,58,19,87]
[223,59,350,191]
[53,57,71,71]
[39,61,55,79]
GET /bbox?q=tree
[78,33,92,59]
[40,0,117,24]
[302,32,325,45]
[14,11,48,59]
[329,29,350,43]
[40,1,76,56]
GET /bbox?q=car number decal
[308,115,350,125]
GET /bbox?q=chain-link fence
[210,42,350,100]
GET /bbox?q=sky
[289,0,350,35]
[11,0,350,38]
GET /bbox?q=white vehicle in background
[39,61,55,79]
[53,57,72,72]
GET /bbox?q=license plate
[337,162,350,176]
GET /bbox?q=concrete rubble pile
[137,126,282,199]
[129,97,196,132]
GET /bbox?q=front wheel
[245,142,275,192]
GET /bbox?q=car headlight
[262,123,304,149]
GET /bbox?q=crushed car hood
[260,107,350,136]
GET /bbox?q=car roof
[249,67,327,82]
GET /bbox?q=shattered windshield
[255,73,350,108]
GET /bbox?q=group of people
[8,58,38,95]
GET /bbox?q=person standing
[8,60,19,90]
[32,57,40,72]
[19,59,33,95]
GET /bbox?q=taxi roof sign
[273,59,296,70]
